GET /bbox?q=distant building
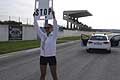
[63,10,92,30]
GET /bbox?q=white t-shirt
[34,17,58,57]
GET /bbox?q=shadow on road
[87,49,110,54]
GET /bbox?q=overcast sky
[0,0,120,29]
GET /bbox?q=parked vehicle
[108,33,120,47]
[81,33,120,53]
[86,34,111,53]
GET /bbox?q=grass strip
[0,36,80,54]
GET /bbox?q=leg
[40,65,47,80]
[48,56,58,80]
[50,65,58,80]
[40,56,47,80]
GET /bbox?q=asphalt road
[0,41,120,80]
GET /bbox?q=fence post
[9,16,11,21]
[19,17,20,23]
[27,18,28,25]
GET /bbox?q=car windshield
[90,36,107,40]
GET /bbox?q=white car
[86,34,111,53]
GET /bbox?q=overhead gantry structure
[63,10,92,30]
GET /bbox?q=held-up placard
[34,0,53,20]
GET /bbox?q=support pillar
[70,22,72,30]
[76,18,78,30]
[73,24,76,30]
[73,18,75,30]
[67,21,69,29]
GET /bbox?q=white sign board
[34,0,53,20]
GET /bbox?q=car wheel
[86,49,90,53]
[107,50,111,53]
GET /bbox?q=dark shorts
[40,56,57,65]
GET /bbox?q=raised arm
[52,11,58,38]
[33,13,46,40]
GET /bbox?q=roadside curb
[0,40,80,59]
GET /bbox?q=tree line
[0,21,22,25]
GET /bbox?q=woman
[34,11,58,80]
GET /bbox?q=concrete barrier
[22,25,37,40]
[0,25,8,41]
[0,24,110,41]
